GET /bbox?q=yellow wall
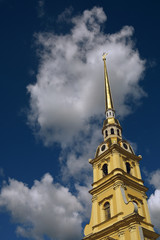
[83,143,158,240]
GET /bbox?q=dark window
[105,130,108,137]
[101,145,106,151]
[117,129,120,136]
[104,202,111,220]
[109,112,111,115]
[102,164,108,176]
[126,162,131,174]
[111,128,114,134]
[123,143,128,149]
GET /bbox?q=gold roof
[102,53,114,112]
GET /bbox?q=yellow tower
[83,54,159,240]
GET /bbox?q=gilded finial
[102,52,108,61]
[103,52,115,118]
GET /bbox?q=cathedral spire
[83,55,159,240]
[102,53,115,119]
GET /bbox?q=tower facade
[83,54,159,240]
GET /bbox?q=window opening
[111,128,114,134]
[105,130,108,137]
[117,129,120,136]
[101,145,106,151]
[102,164,108,176]
[104,202,111,220]
[123,143,128,149]
[126,162,131,174]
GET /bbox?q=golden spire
[102,53,114,113]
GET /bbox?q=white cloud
[57,6,73,23]
[75,183,92,220]
[148,169,160,189]
[147,169,160,233]
[37,0,45,18]
[0,7,149,240]
[27,6,146,148]
[148,189,160,233]
[60,123,101,182]
[0,174,83,240]
[27,7,146,182]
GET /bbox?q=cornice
[142,227,160,238]
[89,171,147,195]
[89,144,141,165]
[92,167,144,186]
[83,213,144,240]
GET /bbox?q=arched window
[126,162,131,174]
[105,130,108,137]
[102,164,108,176]
[104,202,111,220]
[111,128,114,134]
[117,129,120,136]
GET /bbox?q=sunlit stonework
[83,54,159,240]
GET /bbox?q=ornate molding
[142,194,147,200]
[131,161,135,166]
[129,225,136,232]
[128,194,143,204]
[93,164,97,169]
[98,194,113,205]
[113,181,126,190]
[98,163,101,169]
[105,157,110,163]
[112,148,119,154]
[92,195,97,202]
[122,157,130,163]
[118,231,125,237]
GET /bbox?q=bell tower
[83,54,159,240]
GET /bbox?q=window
[123,143,128,149]
[105,130,108,137]
[117,129,120,136]
[126,162,131,174]
[102,164,108,176]
[109,112,111,115]
[111,128,114,134]
[101,145,106,151]
[104,202,111,220]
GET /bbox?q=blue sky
[0,1,160,239]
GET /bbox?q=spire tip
[102,52,108,61]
